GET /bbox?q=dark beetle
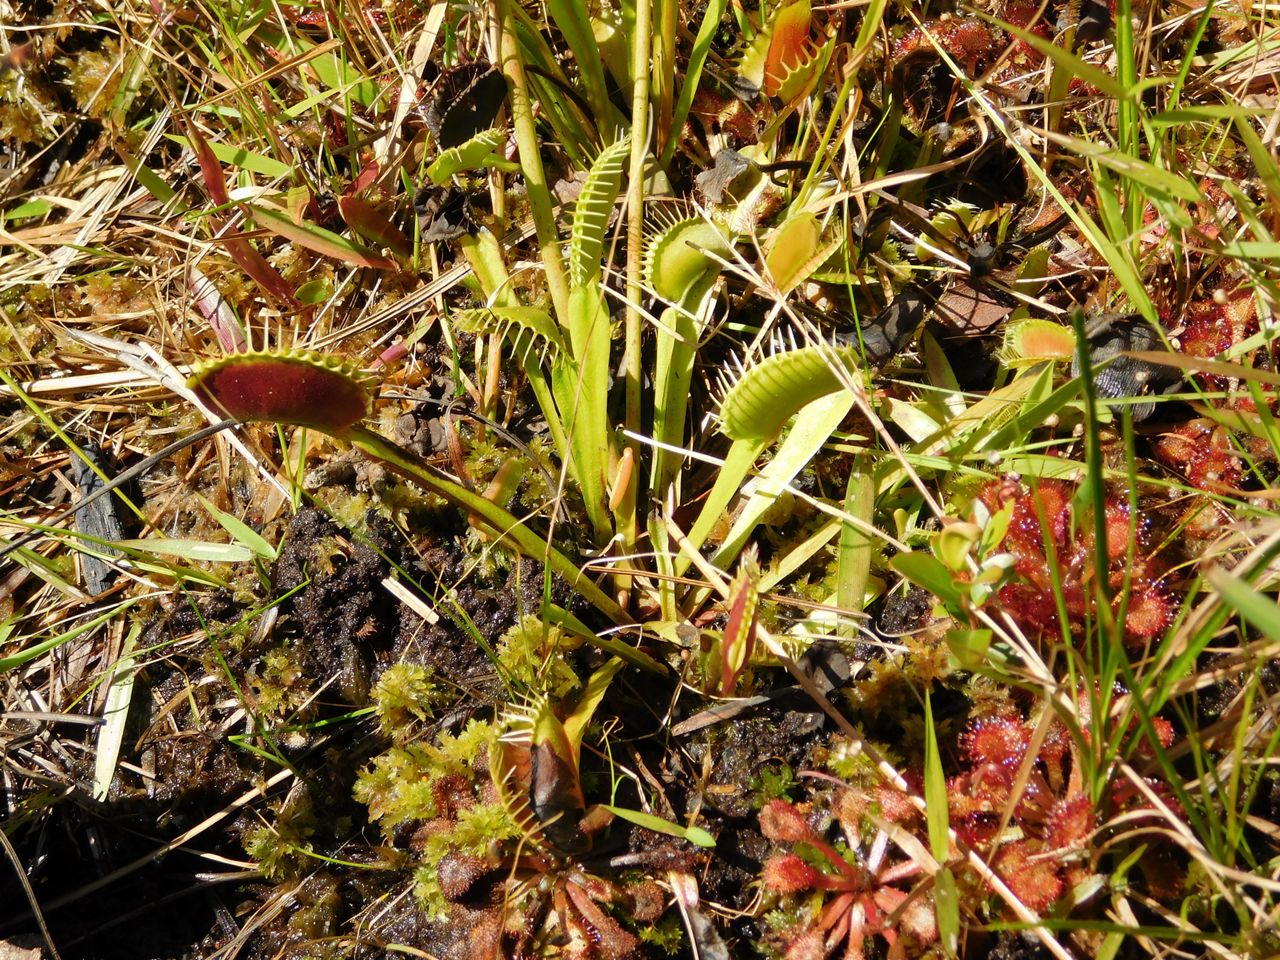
[1071,313,1184,421]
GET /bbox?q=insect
[72,444,125,596]
[1059,0,1111,49]
[1071,312,1183,421]
[423,61,506,149]
[851,196,1072,362]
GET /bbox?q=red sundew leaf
[873,785,920,824]
[762,853,824,894]
[967,761,1015,807]
[561,878,641,959]
[953,810,1000,848]
[960,717,1031,767]
[1044,794,1095,850]
[892,17,998,74]
[189,352,371,431]
[759,799,817,843]
[1121,583,1173,640]
[994,841,1064,913]
[782,929,825,960]
[436,852,491,902]
[338,196,413,259]
[1103,500,1134,561]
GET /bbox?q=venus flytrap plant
[646,214,735,505]
[564,135,632,543]
[448,136,634,547]
[676,337,864,577]
[184,347,638,634]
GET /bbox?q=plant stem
[498,0,571,326]
[622,0,653,555]
[652,0,676,158]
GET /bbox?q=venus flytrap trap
[676,336,864,577]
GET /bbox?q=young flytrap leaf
[999,318,1077,367]
[491,658,624,854]
[111,538,254,564]
[720,550,761,697]
[426,127,507,186]
[450,305,568,361]
[925,690,960,955]
[184,123,297,305]
[600,805,716,848]
[166,134,293,178]
[196,493,279,561]
[763,0,812,95]
[551,134,635,542]
[246,203,397,270]
[569,135,631,288]
[337,196,413,259]
[676,342,862,578]
[740,0,832,101]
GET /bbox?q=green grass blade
[1207,567,1280,643]
[93,621,142,801]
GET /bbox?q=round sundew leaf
[189,351,371,432]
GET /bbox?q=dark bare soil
[2,501,850,960]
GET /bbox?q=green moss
[638,915,687,954]
[750,763,799,807]
[353,744,441,828]
[821,734,886,783]
[353,717,496,830]
[312,488,374,534]
[247,645,310,719]
[244,784,318,880]
[371,662,443,740]
[63,47,122,118]
[496,614,582,698]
